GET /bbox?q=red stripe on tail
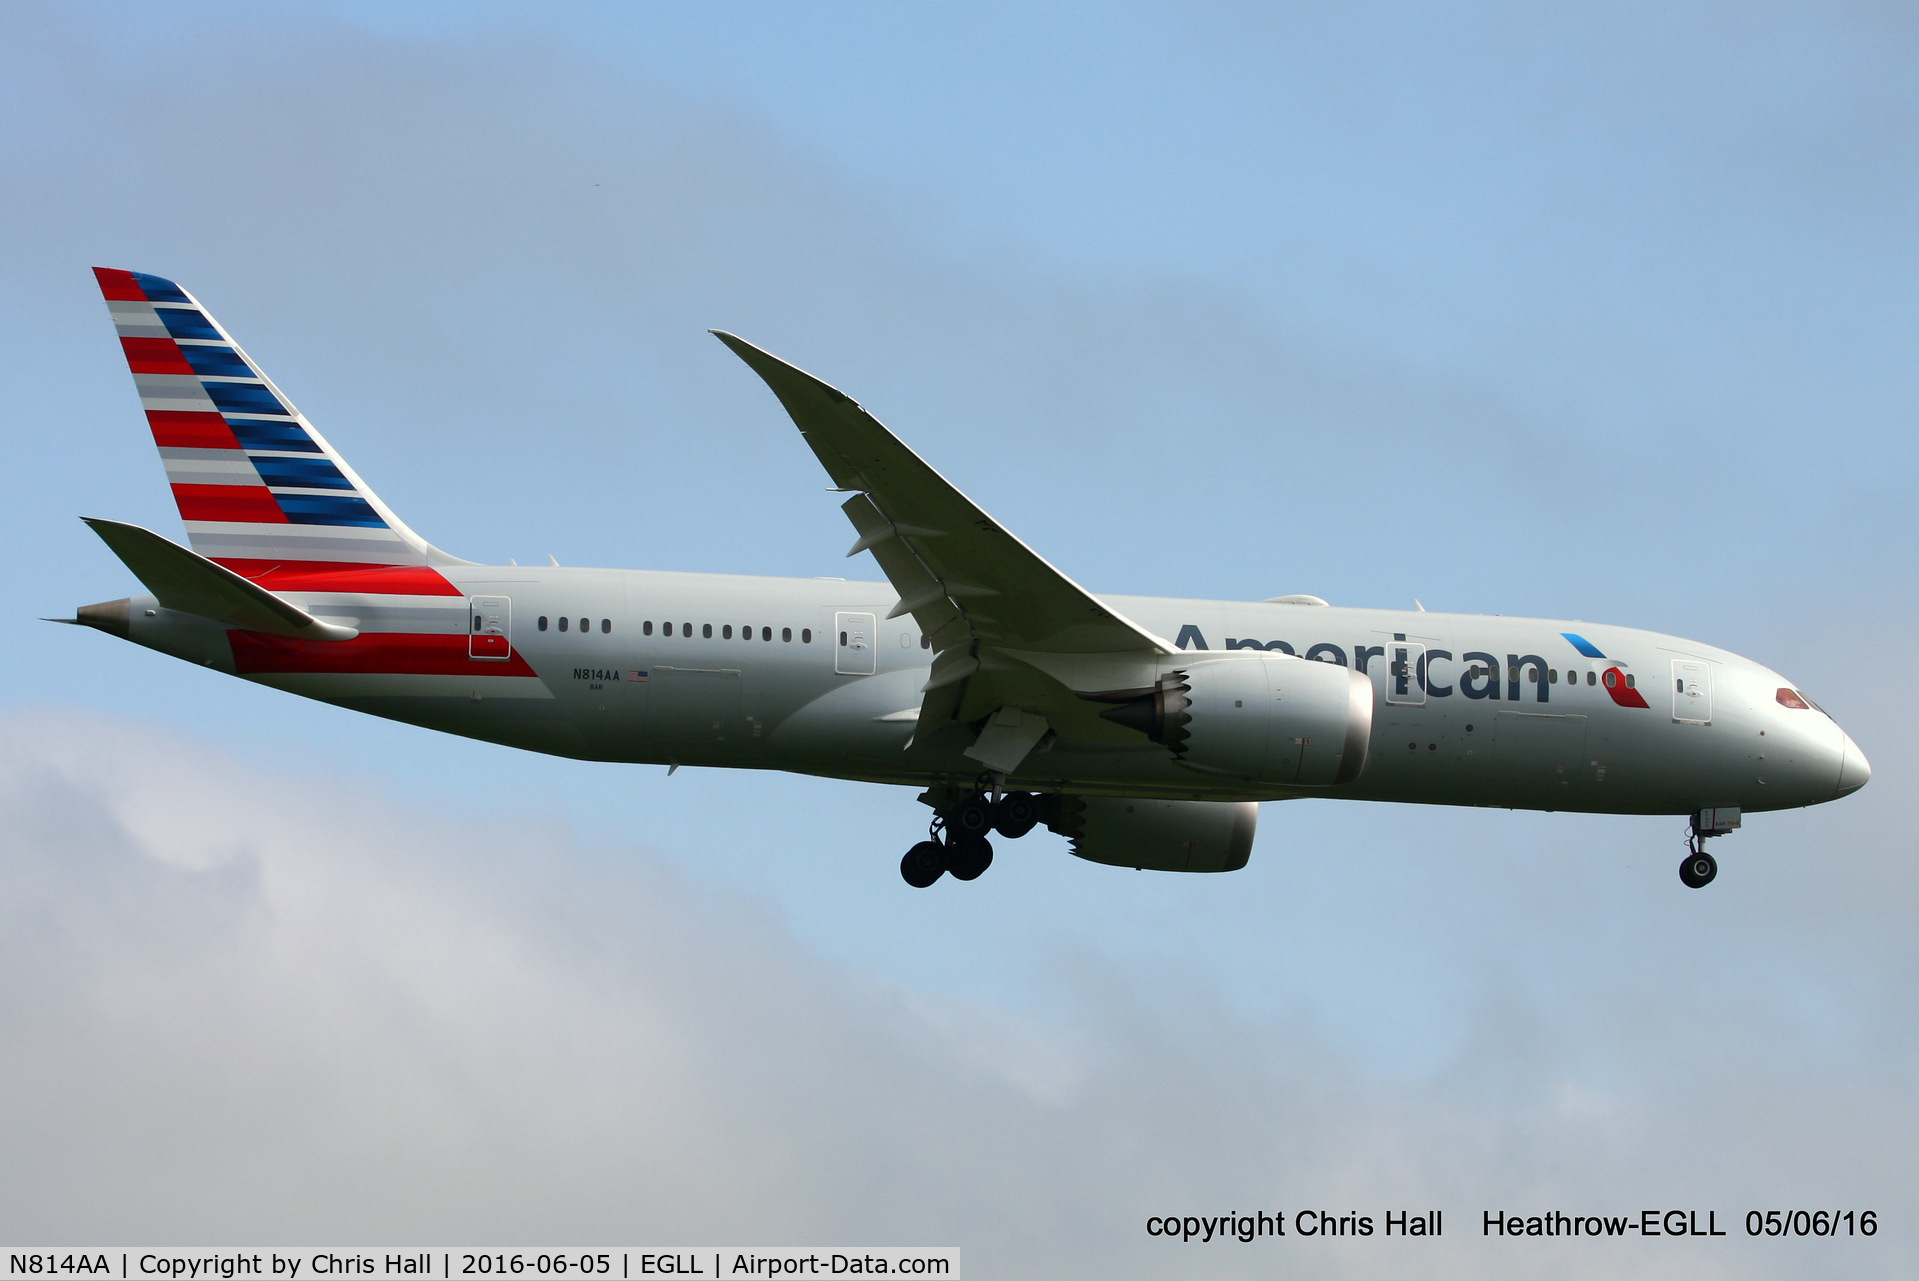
[148,411,241,449]
[121,336,194,375]
[93,267,146,301]
[172,483,287,524]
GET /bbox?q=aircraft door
[469,596,511,660]
[836,611,877,675]
[1672,659,1712,724]
[1385,641,1426,706]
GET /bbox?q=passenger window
[1549,669,1558,684]
[538,616,548,632]
[643,621,653,636]
[802,628,812,643]
[1626,674,1636,689]
[723,625,733,639]
[682,622,691,637]
[559,616,569,632]
[702,623,712,638]
[921,635,930,649]
[762,626,771,641]
[1604,670,1617,688]
[1587,671,1595,685]
[601,619,610,633]
[782,627,792,642]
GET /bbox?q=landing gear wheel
[951,795,996,840]
[901,840,946,888]
[993,792,1039,839]
[1679,849,1718,889]
[946,835,995,881]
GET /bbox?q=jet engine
[1085,653,1372,788]
[1046,796,1258,872]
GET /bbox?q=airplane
[61,268,1870,890]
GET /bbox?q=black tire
[951,795,996,840]
[946,835,995,881]
[994,792,1040,839]
[901,840,946,888]
[1679,849,1718,889]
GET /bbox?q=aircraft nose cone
[1836,734,1871,797]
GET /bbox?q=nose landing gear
[898,786,1044,887]
[1679,807,1738,888]
[1679,844,1718,889]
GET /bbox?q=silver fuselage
[119,565,1869,815]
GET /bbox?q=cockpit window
[1776,688,1810,709]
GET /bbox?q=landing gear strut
[898,788,1042,888]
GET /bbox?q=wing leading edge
[712,332,1172,763]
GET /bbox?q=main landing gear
[899,787,1043,888]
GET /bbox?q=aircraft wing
[714,332,1171,758]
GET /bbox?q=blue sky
[2,3,1914,1273]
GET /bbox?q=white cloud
[1,711,1912,1279]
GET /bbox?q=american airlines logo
[1171,625,1647,707]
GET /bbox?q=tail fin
[92,268,464,581]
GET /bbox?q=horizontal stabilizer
[82,517,359,641]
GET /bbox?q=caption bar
[3,1253,957,1280]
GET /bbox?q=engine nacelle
[1047,796,1258,872]
[1090,652,1372,788]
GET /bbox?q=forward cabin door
[469,596,511,660]
[1672,659,1712,724]
[836,611,877,675]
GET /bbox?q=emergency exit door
[835,611,876,675]
[470,596,512,660]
